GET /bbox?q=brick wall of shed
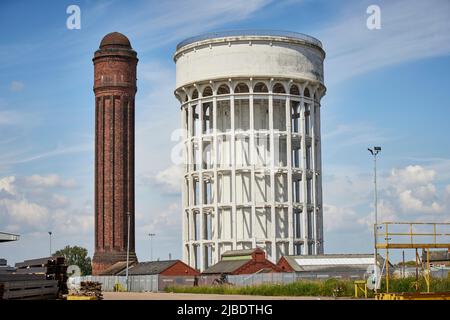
[232,260,283,275]
[160,261,200,276]
[277,256,295,272]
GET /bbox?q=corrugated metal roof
[295,257,374,266]
[282,254,385,272]
[99,261,130,275]
[222,249,258,257]
[119,260,178,275]
[0,232,19,242]
[202,259,250,274]
[423,250,450,262]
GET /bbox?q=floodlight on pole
[48,231,52,257]
[368,146,381,291]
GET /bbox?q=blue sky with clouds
[1,0,449,264]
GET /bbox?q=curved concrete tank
[174,31,326,271]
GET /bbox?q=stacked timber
[69,281,103,300]
[0,272,58,300]
[0,256,69,299]
[46,257,68,296]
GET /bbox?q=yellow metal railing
[376,222,450,249]
[354,280,368,299]
[374,222,450,294]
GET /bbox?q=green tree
[54,245,92,276]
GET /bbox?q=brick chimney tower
[92,32,138,275]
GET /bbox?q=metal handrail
[375,222,450,247]
[176,30,323,50]
[379,222,450,225]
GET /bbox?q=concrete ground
[103,292,348,300]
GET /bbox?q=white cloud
[0,174,90,236]
[0,176,16,195]
[398,190,443,214]
[140,165,183,195]
[389,165,436,187]
[9,81,24,92]
[21,174,77,189]
[323,162,449,236]
[385,165,444,215]
[0,198,49,226]
[137,202,181,237]
[47,194,70,209]
[323,204,359,232]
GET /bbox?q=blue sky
[1,0,449,265]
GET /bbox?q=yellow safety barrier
[376,292,450,300]
[354,280,368,298]
[66,295,98,300]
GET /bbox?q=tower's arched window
[217,84,230,95]
[203,86,213,97]
[303,87,310,98]
[192,89,199,100]
[290,84,300,96]
[254,82,268,93]
[273,83,286,94]
[235,83,249,93]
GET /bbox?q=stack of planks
[0,256,68,300]
[69,281,103,300]
[0,273,58,300]
[15,256,68,296]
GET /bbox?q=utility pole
[148,233,156,261]
[368,146,381,291]
[48,231,52,256]
[125,212,131,291]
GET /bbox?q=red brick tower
[92,32,138,275]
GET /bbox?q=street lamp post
[148,233,156,261]
[48,231,52,257]
[368,146,381,292]
[125,212,131,291]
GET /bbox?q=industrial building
[422,249,450,267]
[202,248,282,275]
[174,31,326,271]
[99,260,199,276]
[120,260,199,276]
[277,254,391,279]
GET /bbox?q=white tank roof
[174,30,325,89]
